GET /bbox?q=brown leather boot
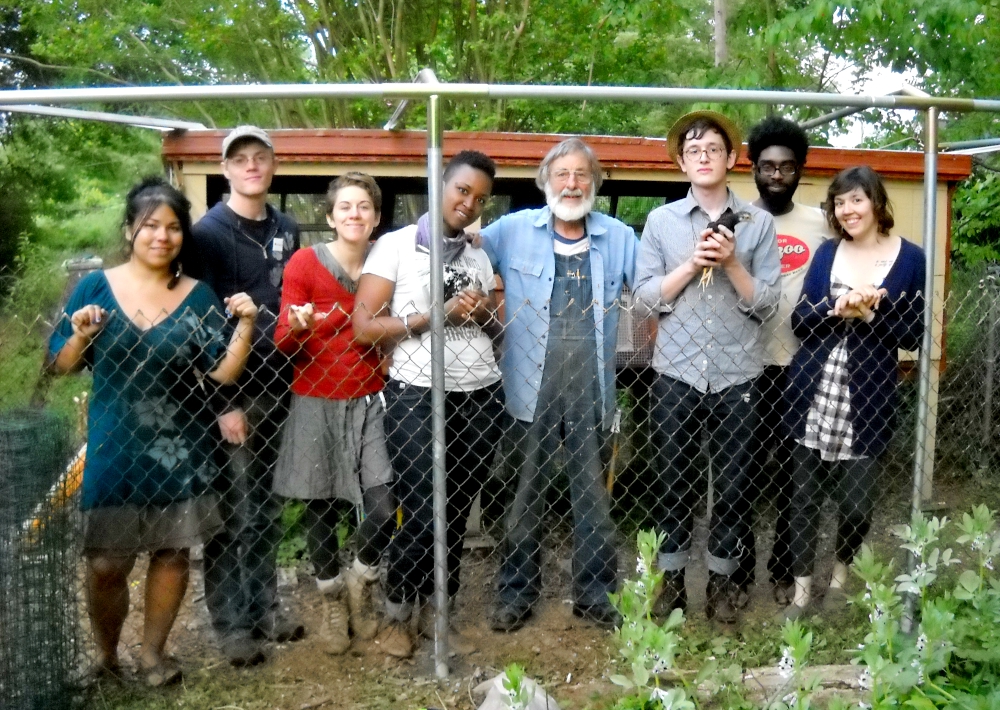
[320,577,351,655]
[417,598,476,655]
[345,559,380,640]
[374,619,414,658]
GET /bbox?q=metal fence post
[426,92,450,678]
[981,267,1000,474]
[903,105,939,634]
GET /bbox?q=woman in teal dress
[49,177,258,686]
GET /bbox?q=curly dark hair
[823,166,895,240]
[747,116,809,166]
[444,150,496,183]
[122,176,194,289]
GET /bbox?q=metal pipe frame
[902,107,939,635]
[3,82,1000,112]
[0,104,207,131]
[425,94,450,678]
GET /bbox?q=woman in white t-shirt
[353,150,504,658]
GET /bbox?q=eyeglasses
[227,153,273,168]
[682,145,728,161]
[551,169,593,184]
[757,162,799,176]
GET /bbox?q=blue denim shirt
[481,207,639,424]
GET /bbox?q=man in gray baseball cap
[188,126,302,665]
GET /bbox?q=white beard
[545,183,594,222]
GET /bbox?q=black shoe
[572,603,622,629]
[705,573,740,624]
[491,604,532,632]
[653,570,687,618]
[253,611,305,643]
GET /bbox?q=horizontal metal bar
[941,137,1000,150]
[1,83,999,112]
[0,104,207,130]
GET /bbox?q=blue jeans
[496,415,617,610]
[383,381,505,605]
[203,391,287,639]
[650,375,758,575]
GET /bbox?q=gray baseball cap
[222,125,274,159]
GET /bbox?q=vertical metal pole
[426,93,450,678]
[903,106,939,633]
[982,273,997,473]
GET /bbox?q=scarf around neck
[415,213,467,264]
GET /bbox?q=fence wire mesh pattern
[5,256,998,703]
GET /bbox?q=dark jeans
[788,443,878,577]
[496,416,617,611]
[204,391,288,639]
[383,380,504,604]
[300,483,396,580]
[734,365,795,589]
[650,375,758,575]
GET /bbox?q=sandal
[141,658,182,687]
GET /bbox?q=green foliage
[501,663,536,710]
[851,507,1000,708]
[953,170,1000,266]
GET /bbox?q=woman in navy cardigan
[778,166,925,621]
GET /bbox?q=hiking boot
[319,576,351,655]
[705,572,740,624]
[491,604,532,633]
[653,570,687,618]
[374,619,414,658]
[345,559,381,640]
[221,634,265,667]
[417,598,476,655]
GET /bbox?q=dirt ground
[80,475,994,710]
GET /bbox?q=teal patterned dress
[49,271,230,510]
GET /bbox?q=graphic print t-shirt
[763,203,830,367]
[362,224,501,391]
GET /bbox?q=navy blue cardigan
[783,238,926,458]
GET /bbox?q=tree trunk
[714,0,727,67]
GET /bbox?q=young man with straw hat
[633,111,780,624]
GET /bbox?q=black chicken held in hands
[700,209,751,288]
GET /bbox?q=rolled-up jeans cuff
[706,552,739,576]
[385,600,413,623]
[657,549,690,572]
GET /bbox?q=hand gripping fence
[1,80,996,692]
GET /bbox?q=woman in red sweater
[274,173,394,654]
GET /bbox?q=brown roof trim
[163,129,973,182]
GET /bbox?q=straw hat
[666,111,743,163]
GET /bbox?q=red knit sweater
[275,247,384,400]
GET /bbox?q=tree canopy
[1,0,1000,265]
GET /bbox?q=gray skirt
[82,495,223,555]
[274,392,392,504]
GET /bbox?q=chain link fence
[2,251,998,699]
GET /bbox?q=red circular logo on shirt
[777,234,810,275]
